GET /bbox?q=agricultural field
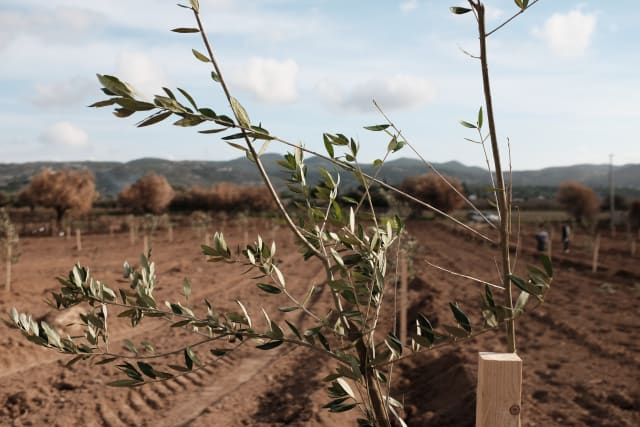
[0,217,638,426]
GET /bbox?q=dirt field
[0,218,638,426]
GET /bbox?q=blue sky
[1,0,638,170]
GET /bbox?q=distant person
[535,227,549,253]
[561,223,571,253]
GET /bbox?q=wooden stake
[75,229,82,251]
[5,244,11,292]
[399,250,408,345]
[143,235,149,257]
[129,225,136,245]
[592,233,601,273]
[476,352,522,427]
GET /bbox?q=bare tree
[400,173,465,216]
[21,168,96,226]
[118,173,175,214]
[556,181,600,228]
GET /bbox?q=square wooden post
[75,229,82,251]
[5,244,11,292]
[143,235,150,257]
[399,250,408,345]
[592,233,601,273]
[476,352,522,427]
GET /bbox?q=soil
[0,218,638,426]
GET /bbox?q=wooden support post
[399,250,408,345]
[476,352,522,427]
[143,235,149,257]
[592,233,601,273]
[75,229,82,251]
[5,244,11,292]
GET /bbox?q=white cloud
[235,57,299,104]
[39,121,89,147]
[401,1,419,12]
[30,78,94,108]
[116,52,169,99]
[319,74,436,112]
[535,9,596,57]
[0,7,105,50]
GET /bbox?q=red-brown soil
[0,218,638,426]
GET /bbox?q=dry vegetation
[118,173,175,214]
[556,181,600,228]
[19,169,96,227]
[399,173,465,216]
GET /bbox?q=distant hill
[1,155,639,199]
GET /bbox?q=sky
[1,0,638,170]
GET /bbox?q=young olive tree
[9,1,552,426]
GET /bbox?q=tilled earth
[0,218,638,426]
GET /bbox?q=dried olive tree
[400,173,465,217]
[20,168,96,228]
[9,1,551,425]
[557,181,601,229]
[118,173,175,215]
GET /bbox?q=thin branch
[424,259,504,290]
[373,99,498,231]
[191,8,325,262]
[486,0,542,37]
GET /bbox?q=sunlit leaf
[450,6,472,14]
[459,120,477,129]
[230,97,251,128]
[192,49,210,63]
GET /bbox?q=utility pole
[609,154,615,237]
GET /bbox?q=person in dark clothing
[535,230,549,252]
